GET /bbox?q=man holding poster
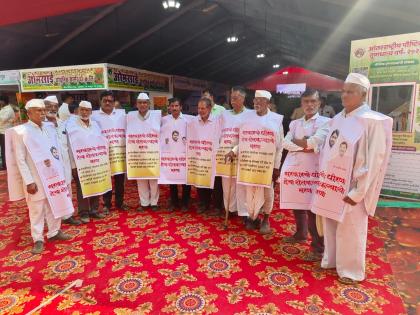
[227,90,284,234]
[67,101,111,223]
[91,91,128,213]
[9,99,72,254]
[126,93,161,212]
[216,86,249,218]
[312,73,393,284]
[187,97,221,214]
[280,89,330,261]
[160,97,192,212]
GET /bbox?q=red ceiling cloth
[246,66,344,92]
[0,0,122,26]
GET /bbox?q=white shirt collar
[302,112,319,122]
[342,103,369,118]
[99,107,116,115]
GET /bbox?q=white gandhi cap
[79,101,92,109]
[137,92,150,100]
[25,99,45,110]
[255,90,272,100]
[344,73,370,90]
[44,95,59,104]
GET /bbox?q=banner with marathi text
[159,115,191,184]
[20,64,106,92]
[22,126,74,219]
[126,111,161,180]
[350,32,420,200]
[91,109,126,175]
[186,117,219,188]
[311,115,361,222]
[67,121,112,198]
[237,121,276,188]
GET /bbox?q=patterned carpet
[0,172,407,315]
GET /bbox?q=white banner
[159,114,192,184]
[67,120,112,198]
[311,115,360,222]
[186,116,220,188]
[126,110,161,180]
[91,109,126,175]
[23,126,74,219]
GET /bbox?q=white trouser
[28,198,61,243]
[222,176,236,212]
[137,179,159,206]
[222,179,247,217]
[321,202,368,281]
[62,185,73,220]
[245,184,274,219]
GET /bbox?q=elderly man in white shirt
[281,88,330,261]
[58,93,74,121]
[43,95,81,226]
[227,90,284,234]
[12,99,71,254]
[315,73,393,284]
[0,95,16,170]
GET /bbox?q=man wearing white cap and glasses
[8,99,72,254]
[67,101,107,223]
[312,73,392,284]
[226,90,284,233]
[128,92,161,212]
[43,95,81,226]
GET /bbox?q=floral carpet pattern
[0,172,408,314]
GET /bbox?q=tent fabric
[0,0,122,27]
[246,66,344,92]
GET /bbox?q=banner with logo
[20,64,106,92]
[0,70,19,86]
[159,115,191,184]
[22,126,74,218]
[350,32,420,200]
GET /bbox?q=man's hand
[27,183,38,194]
[225,151,236,163]
[343,195,357,205]
[44,159,51,167]
[292,138,307,149]
[272,168,280,183]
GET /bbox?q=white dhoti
[321,201,368,281]
[137,179,159,206]
[222,177,237,213]
[62,185,73,220]
[245,184,274,219]
[28,198,61,242]
[236,184,247,217]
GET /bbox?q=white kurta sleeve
[67,133,77,169]
[306,121,330,153]
[283,121,303,152]
[13,132,35,186]
[274,124,284,169]
[347,120,387,203]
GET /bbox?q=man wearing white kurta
[228,90,284,234]
[219,86,249,219]
[43,95,81,226]
[318,73,392,284]
[12,99,71,254]
[281,89,330,261]
[91,91,128,213]
[135,93,160,211]
[68,101,106,223]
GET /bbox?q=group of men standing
[6,72,392,285]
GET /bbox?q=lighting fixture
[273,64,280,68]
[256,53,265,59]
[162,0,181,10]
[226,35,238,43]
[282,70,289,75]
